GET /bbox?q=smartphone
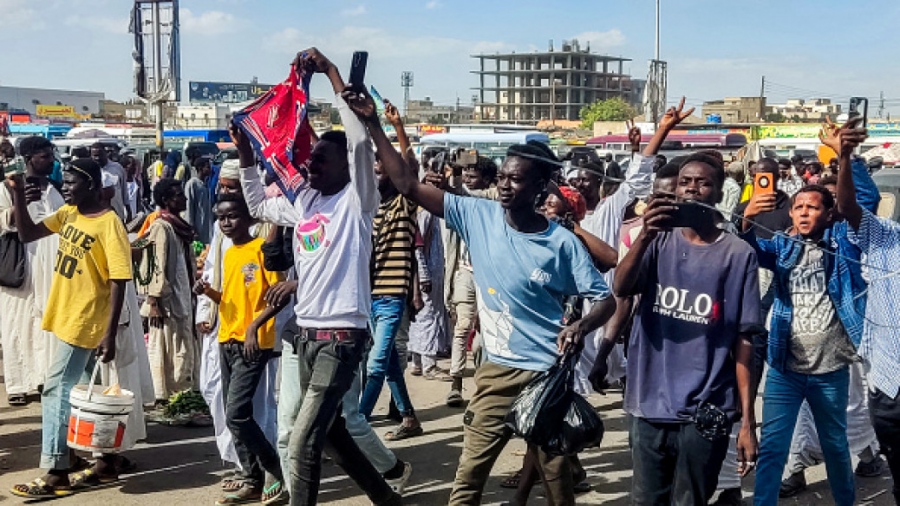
[670,201,710,228]
[430,151,447,174]
[754,172,775,196]
[349,51,368,89]
[25,176,41,186]
[370,85,386,114]
[849,97,869,128]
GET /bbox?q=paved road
[0,357,895,505]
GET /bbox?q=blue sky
[2,0,900,115]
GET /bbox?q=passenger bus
[419,131,550,165]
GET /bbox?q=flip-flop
[261,479,287,505]
[10,478,75,499]
[215,483,262,505]
[384,424,424,441]
[69,468,120,490]
[7,393,27,406]
[499,469,524,489]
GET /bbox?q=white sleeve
[597,154,654,223]
[240,167,302,227]
[0,185,13,233]
[336,94,379,212]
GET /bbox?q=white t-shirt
[240,94,379,329]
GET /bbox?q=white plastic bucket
[66,362,134,453]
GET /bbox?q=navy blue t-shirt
[624,229,761,423]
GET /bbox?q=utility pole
[455,95,460,123]
[879,91,885,119]
[151,0,164,151]
[551,78,556,127]
[401,71,414,121]
[759,75,766,121]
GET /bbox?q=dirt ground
[0,355,895,505]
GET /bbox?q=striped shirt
[371,194,418,297]
[850,208,900,398]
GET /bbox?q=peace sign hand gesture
[659,97,695,132]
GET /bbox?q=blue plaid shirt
[850,208,900,397]
[739,157,879,374]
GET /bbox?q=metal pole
[655,0,660,61]
[151,1,164,152]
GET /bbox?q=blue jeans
[40,339,94,470]
[755,366,854,506]
[359,296,415,418]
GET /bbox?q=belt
[300,328,368,343]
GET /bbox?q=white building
[768,98,842,121]
[0,86,105,115]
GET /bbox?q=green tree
[329,108,341,124]
[764,112,787,123]
[579,97,637,129]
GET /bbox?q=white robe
[0,183,63,395]
[98,281,155,451]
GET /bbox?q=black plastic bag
[0,232,25,288]
[505,353,576,447]
[543,392,605,456]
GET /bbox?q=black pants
[630,417,731,506]
[288,336,396,506]
[870,388,900,504]
[220,342,281,487]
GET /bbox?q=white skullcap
[219,159,240,180]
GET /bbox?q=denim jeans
[754,366,854,506]
[40,339,94,470]
[359,296,415,417]
[869,388,900,504]
[630,417,731,505]
[287,334,395,506]
[220,342,281,487]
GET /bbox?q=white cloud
[341,5,366,16]
[0,0,37,29]
[180,9,237,36]
[264,25,511,60]
[425,1,441,9]
[570,29,626,53]
[65,15,128,35]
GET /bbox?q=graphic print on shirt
[476,286,519,360]
[652,283,721,325]
[295,213,331,256]
[55,222,96,279]
[241,262,259,286]
[789,249,833,335]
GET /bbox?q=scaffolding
[472,40,633,124]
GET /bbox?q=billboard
[36,105,77,118]
[189,81,273,104]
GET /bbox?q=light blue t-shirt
[444,193,610,372]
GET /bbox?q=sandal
[384,424,424,441]
[499,469,524,489]
[7,393,27,406]
[70,468,120,489]
[410,366,423,377]
[261,479,287,505]
[424,367,454,382]
[216,483,262,505]
[222,477,243,492]
[10,477,74,499]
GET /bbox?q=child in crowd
[194,193,287,505]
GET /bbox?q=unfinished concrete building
[472,39,634,124]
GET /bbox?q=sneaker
[855,455,886,477]
[385,461,412,496]
[713,487,742,506]
[779,471,807,498]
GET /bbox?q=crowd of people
[0,47,898,506]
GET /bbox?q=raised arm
[821,117,867,230]
[644,97,695,156]
[5,175,52,243]
[342,88,446,218]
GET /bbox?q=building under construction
[472,39,638,124]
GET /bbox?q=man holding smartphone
[604,142,762,503]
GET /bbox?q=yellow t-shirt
[42,206,133,349]
[218,238,282,349]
